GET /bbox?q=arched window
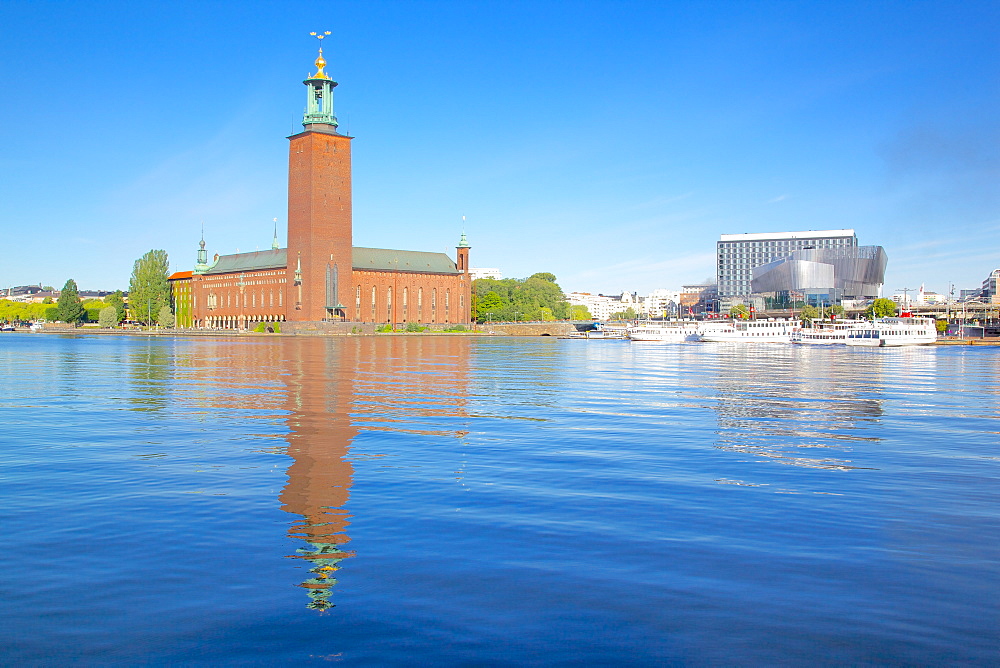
[371,286,377,320]
[431,288,437,322]
[356,285,361,317]
[386,287,393,322]
[445,289,450,322]
[402,287,408,320]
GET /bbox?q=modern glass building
[751,245,888,304]
[717,230,858,298]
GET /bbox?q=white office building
[469,267,503,281]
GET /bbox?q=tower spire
[272,218,280,250]
[303,32,338,129]
[195,222,209,273]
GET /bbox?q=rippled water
[1,334,998,664]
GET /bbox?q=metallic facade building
[717,230,858,298]
[751,245,888,301]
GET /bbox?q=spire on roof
[272,218,280,250]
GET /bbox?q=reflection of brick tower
[286,35,353,322]
[280,338,357,611]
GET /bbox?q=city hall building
[170,41,472,329]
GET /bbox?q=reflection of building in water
[181,336,471,610]
[709,346,885,471]
[279,337,470,609]
[279,339,358,611]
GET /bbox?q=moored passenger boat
[698,318,797,342]
[844,317,937,347]
[791,319,868,344]
[627,321,699,342]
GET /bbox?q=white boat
[627,321,699,342]
[844,317,937,347]
[698,318,797,343]
[564,323,628,339]
[791,319,868,344]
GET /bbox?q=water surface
[1,334,998,664]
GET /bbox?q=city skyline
[1,1,997,296]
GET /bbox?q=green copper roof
[201,247,458,276]
[204,249,287,275]
[352,247,459,274]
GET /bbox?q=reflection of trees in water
[127,340,173,412]
[710,345,885,470]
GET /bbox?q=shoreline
[7,327,1000,345]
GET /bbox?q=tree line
[1,249,174,327]
[472,272,591,323]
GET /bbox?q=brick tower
[286,35,353,322]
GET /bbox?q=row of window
[354,285,465,322]
[205,288,284,310]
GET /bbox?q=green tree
[729,304,749,319]
[935,319,949,333]
[477,291,504,320]
[800,304,819,323]
[610,306,637,320]
[569,305,593,320]
[41,296,53,304]
[83,300,105,323]
[827,304,845,319]
[56,279,86,324]
[98,306,118,328]
[106,291,127,324]
[157,305,175,328]
[129,250,170,325]
[472,272,569,323]
[866,298,897,319]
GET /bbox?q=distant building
[718,229,886,306]
[168,271,194,327]
[3,285,45,302]
[646,289,681,318]
[470,268,502,281]
[679,283,718,314]
[566,291,644,320]
[981,268,1000,304]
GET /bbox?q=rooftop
[719,229,856,242]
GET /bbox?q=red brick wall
[350,269,471,325]
[286,130,353,322]
[190,269,288,327]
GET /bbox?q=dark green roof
[202,246,458,276]
[204,249,287,274]
[352,247,459,274]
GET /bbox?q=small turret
[195,227,210,274]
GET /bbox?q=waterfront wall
[480,322,576,337]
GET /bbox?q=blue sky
[1,0,997,296]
